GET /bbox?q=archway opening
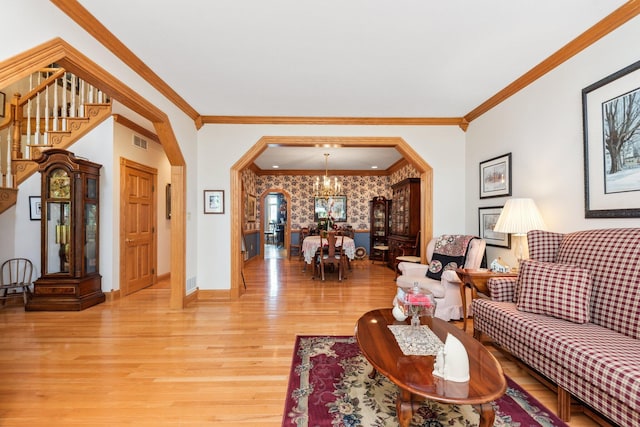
[230,136,433,298]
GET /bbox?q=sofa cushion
[516,260,593,324]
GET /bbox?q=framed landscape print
[479,153,512,199]
[478,206,510,248]
[582,59,640,218]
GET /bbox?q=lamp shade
[493,198,546,235]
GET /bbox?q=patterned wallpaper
[243,164,419,231]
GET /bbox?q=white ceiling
[77,0,627,169]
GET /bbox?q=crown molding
[53,0,639,130]
[201,115,468,129]
[464,0,640,122]
[50,0,200,126]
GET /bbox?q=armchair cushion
[516,259,594,324]
[426,235,477,281]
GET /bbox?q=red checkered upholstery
[473,228,640,426]
[487,276,518,302]
[527,229,564,262]
[516,260,593,324]
[556,228,640,340]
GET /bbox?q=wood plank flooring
[0,249,599,426]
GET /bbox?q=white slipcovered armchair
[395,236,486,321]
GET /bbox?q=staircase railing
[0,66,109,188]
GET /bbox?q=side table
[455,268,518,331]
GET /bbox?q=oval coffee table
[355,308,506,427]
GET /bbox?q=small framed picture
[29,196,42,220]
[478,206,511,248]
[204,190,224,214]
[247,194,256,222]
[0,92,5,118]
[479,153,512,199]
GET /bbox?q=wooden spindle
[53,77,59,132]
[35,72,41,146]
[62,72,68,131]
[11,94,22,159]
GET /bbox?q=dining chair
[1,258,34,307]
[264,222,276,245]
[289,227,309,260]
[316,233,346,281]
[393,230,422,278]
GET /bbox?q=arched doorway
[230,136,433,298]
[260,188,292,259]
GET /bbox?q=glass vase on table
[402,285,436,335]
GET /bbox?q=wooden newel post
[11,93,22,159]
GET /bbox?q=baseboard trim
[197,289,232,301]
[105,289,121,302]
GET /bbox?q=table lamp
[493,198,546,269]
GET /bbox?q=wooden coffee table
[355,309,506,427]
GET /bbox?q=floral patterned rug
[282,335,568,427]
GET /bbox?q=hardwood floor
[0,252,599,426]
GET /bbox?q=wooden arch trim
[230,136,433,297]
[0,37,187,309]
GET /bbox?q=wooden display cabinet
[388,178,420,269]
[27,149,105,311]
[369,196,391,261]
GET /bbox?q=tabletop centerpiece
[402,285,436,328]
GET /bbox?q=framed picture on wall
[478,206,510,248]
[479,153,512,199]
[0,92,5,117]
[314,196,347,222]
[247,194,256,221]
[29,196,42,221]
[204,190,224,214]
[582,59,640,218]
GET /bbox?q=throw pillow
[516,259,593,324]
[426,252,464,281]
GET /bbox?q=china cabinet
[27,149,105,311]
[388,178,420,269]
[369,196,391,261]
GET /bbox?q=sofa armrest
[488,277,518,302]
[398,262,428,277]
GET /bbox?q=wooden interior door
[121,159,157,296]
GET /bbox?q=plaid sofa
[472,228,640,426]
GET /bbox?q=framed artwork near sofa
[479,153,511,199]
[582,59,640,218]
[478,206,510,248]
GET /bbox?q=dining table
[302,235,356,269]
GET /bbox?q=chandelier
[314,153,341,197]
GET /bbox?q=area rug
[282,335,568,427]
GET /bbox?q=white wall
[465,15,640,266]
[196,124,466,290]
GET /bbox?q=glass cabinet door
[85,202,98,274]
[45,201,71,274]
